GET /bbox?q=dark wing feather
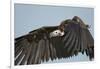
[27,41,37,64]
[64,31,75,48]
[60,16,94,60]
[15,26,58,65]
[61,23,81,57]
[66,32,77,55]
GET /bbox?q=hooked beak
[58,31,64,36]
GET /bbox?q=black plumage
[15,16,94,65]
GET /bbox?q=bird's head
[50,29,64,38]
[49,21,66,38]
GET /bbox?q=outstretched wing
[58,16,94,60]
[15,26,58,65]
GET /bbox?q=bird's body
[15,16,94,65]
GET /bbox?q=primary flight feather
[15,16,94,65]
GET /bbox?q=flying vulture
[15,16,94,65]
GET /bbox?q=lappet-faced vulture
[15,16,94,65]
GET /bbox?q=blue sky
[14,4,94,64]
